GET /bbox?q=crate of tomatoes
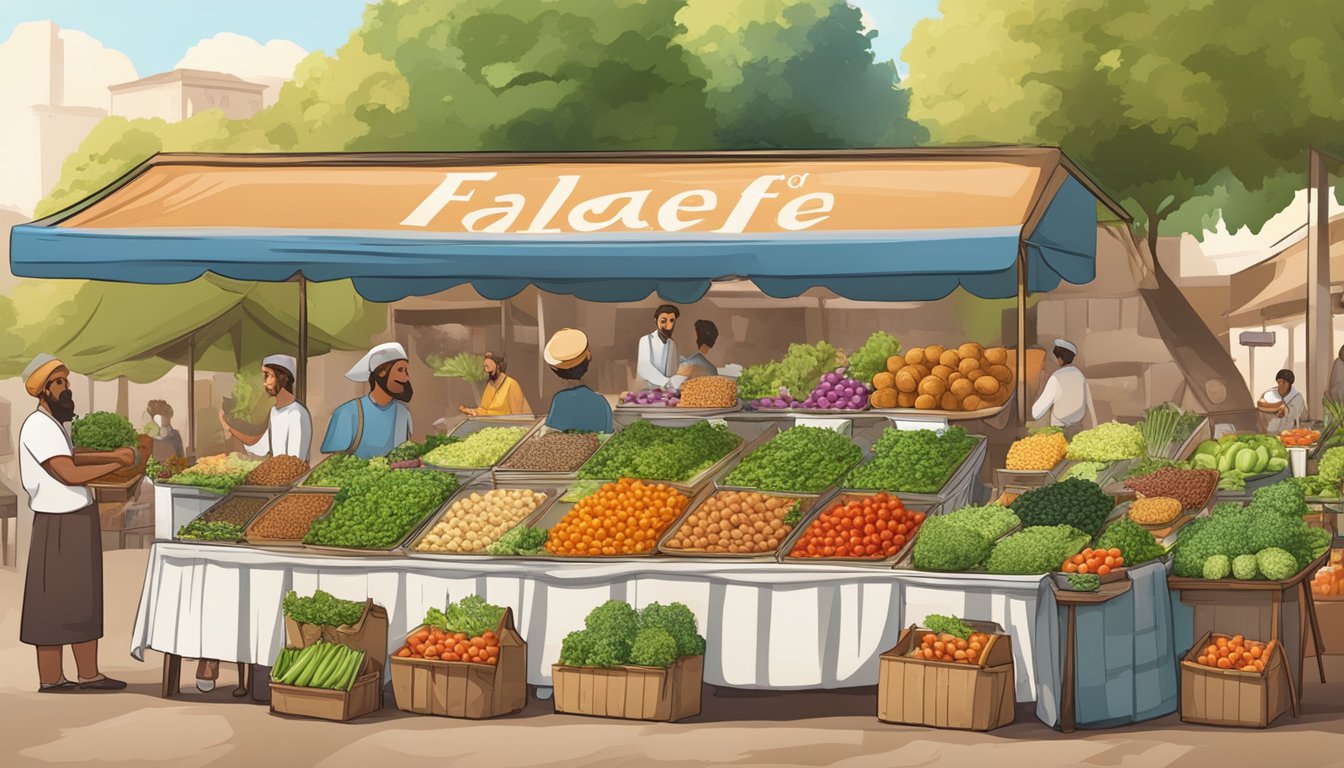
[780,491,934,567]
[391,596,526,719]
[877,615,1015,731]
[1180,632,1289,728]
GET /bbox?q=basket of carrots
[877,615,1015,731]
[1180,632,1290,728]
[390,596,526,719]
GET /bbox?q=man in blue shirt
[320,342,414,458]
[543,328,612,433]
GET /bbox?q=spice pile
[245,455,309,486]
[663,490,804,554]
[1125,467,1218,511]
[414,488,547,553]
[545,479,688,556]
[677,376,738,408]
[248,493,334,540]
[498,431,601,472]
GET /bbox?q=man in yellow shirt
[460,352,533,416]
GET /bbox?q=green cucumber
[295,644,332,687]
[1218,444,1244,473]
[305,645,340,688]
[318,646,353,688]
[1253,445,1270,473]
[340,650,365,691]
[279,645,317,685]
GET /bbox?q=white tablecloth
[130,542,1060,709]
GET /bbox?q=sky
[0,0,940,77]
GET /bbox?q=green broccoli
[1202,554,1231,580]
[1009,478,1114,536]
[911,516,994,571]
[1256,547,1298,581]
[1096,518,1167,566]
[559,630,595,666]
[1232,554,1259,580]
[629,627,679,667]
[637,602,706,658]
[986,525,1090,575]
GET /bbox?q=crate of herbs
[175,492,274,543]
[271,590,389,722]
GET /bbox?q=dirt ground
[2,550,1343,768]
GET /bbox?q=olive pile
[248,493,333,540]
[1125,467,1218,510]
[199,495,269,527]
[246,455,310,486]
[663,490,799,554]
[498,432,601,472]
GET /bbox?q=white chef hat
[345,342,408,382]
[1053,339,1078,355]
[262,354,297,375]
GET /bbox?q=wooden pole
[187,333,196,457]
[537,291,547,405]
[1017,244,1029,424]
[1308,148,1332,419]
[297,274,309,405]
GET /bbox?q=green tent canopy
[21,274,385,382]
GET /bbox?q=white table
[130,541,1062,719]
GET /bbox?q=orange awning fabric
[11,149,1120,304]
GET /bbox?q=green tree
[904,0,1344,412]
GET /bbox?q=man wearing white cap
[543,329,612,433]
[1031,339,1096,435]
[320,342,414,458]
[18,354,133,693]
[219,354,313,463]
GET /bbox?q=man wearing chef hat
[543,329,612,433]
[18,354,134,692]
[219,354,313,463]
[1030,339,1096,436]
[320,342,415,458]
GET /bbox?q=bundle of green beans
[272,642,366,691]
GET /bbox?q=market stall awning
[1227,214,1344,327]
[10,149,1123,303]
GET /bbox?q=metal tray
[403,482,563,557]
[172,490,279,545]
[840,433,988,506]
[993,457,1066,493]
[713,427,870,495]
[777,490,942,568]
[242,491,338,550]
[869,391,1016,422]
[492,425,613,486]
[656,490,822,560]
[616,399,743,417]
[420,417,542,475]
[575,417,771,493]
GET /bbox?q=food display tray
[292,455,357,493]
[242,491,340,551]
[420,417,543,477]
[656,490,823,561]
[301,490,460,558]
[402,482,564,558]
[868,391,1016,422]
[712,429,870,495]
[742,405,870,416]
[576,417,772,494]
[840,433,988,509]
[777,490,942,568]
[615,400,743,418]
[492,425,614,487]
[172,490,279,545]
[993,459,1066,493]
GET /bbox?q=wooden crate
[877,621,1015,731]
[552,655,703,722]
[270,667,381,722]
[390,609,527,719]
[1180,632,1289,728]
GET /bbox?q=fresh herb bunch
[910,503,1019,572]
[303,454,389,488]
[485,526,550,555]
[923,614,973,640]
[1067,422,1146,462]
[70,411,137,451]
[304,470,457,548]
[1172,480,1326,578]
[282,589,365,626]
[845,426,976,493]
[424,595,506,637]
[422,427,528,468]
[783,500,805,527]
[1010,478,1114,536]
[1095,518,1167,565]
[1138,403,1202,459]
[848,332,901,384]
[175,520,245,541]
[1066,573,1101,591]
[386,434,461,463]
[559,600,704,668]
[577,420,741,482]
[723,426,861,493]
[986,525,1091,574]
[737,341,844,401]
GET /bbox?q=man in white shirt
[636,304,686,390]
[1031,339,1096,435]
[1260,369,1306,434]
[18,354,133,693]
[219,354,313,462]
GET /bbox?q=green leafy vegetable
[485,525,550,555]
[422,427,528,468]
[723,426,861,493]
[848,331,901,384]
[175,520,245,541]
[426,594,506,637]
[629,627,678,667]
[282,589,365,627]
[428,351,487,383]
[1061,461,1107,482]
[1096,518,1166,565]
[1066,573,1101,591]
[923,614,973,640]
[558,600,705,668]
[70,411,137,451]
[910,504,1019,572]
[304,469,458,548]
[737,341,844,401]
[986,525,1090,574]
[302,454,389,488]
[1067,422,1146,462]
[387,434,461,462]
[578,420,741,482]
[1009,478,1114,536]
[845,426,976,493]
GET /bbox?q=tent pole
[298,274,309,405]
[536,291,547,400]
[187,333,196,457]
[1017,244,1029,425]
[1308,148,1331,418]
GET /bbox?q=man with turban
[320,342,414,458]
[18,354,135,692]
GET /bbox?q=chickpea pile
[664,490,798,554]
[545,478,688,556]
[1005,432,1068,471]
[677,376,738,409]
[248,493,333,540]
[414,489,547,553]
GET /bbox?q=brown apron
[21,504,103,646]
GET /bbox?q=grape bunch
[801,369,870,411]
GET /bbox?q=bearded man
[320,342,414,458]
